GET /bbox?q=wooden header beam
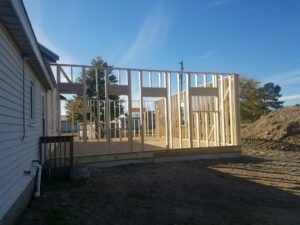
[49,63,238,76]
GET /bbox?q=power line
[265,73,300,84]
[284,84,300,86]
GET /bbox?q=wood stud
[52,64,240,153]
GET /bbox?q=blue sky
[24,0,300,105]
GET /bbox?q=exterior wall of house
[0,22,48,224]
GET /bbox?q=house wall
[0,22,47,224]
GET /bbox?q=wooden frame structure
[50,63,241,159]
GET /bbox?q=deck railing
[40,136,74,181]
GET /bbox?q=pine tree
[65,57,123,122]
[259,82,284,114]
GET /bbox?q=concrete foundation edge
[79,152,242,169]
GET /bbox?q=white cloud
[201,49,217,59]
[118,4,171,66]
[280,94,300,101]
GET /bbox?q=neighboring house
[0,1,58,224]
[61,115,79,133]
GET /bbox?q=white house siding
[0,22,46,220]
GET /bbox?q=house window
[30,81,36,122]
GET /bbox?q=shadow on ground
[18,156,300,225]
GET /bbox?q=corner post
[104,68,111,152]
[232,74,241,145]
[127,69,133,152]
[177,72,182,148]
[165,72,170,149]
[82,67,87,143]
[186,73,193,148]
[139,70,144,151]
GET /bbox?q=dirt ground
[17,143,300,225]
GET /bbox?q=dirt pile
[242,105,300,142]
[242,105,300,151]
